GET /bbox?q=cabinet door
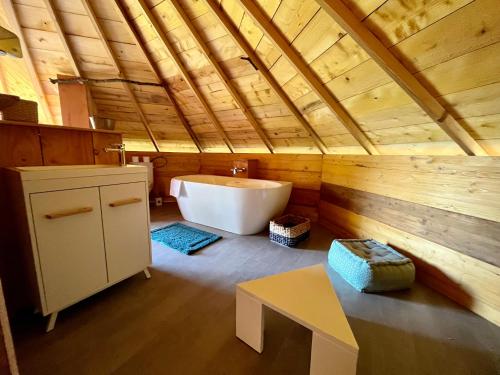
[30,187,107,313]
[100,182,151,283]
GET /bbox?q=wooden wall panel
[40,128,95,165]
[58,76,90,128]
[200,153,322,189]
[93,132,122,164]
[0,125,43,167]
[319,155,500,326]
[322,155,500,222]
[127,151,201,199]
[200,153,322,221]
[320,183,500,267]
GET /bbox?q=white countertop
[10,164,147,181]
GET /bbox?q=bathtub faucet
[231,167,246,176]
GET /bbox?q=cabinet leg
[143,268,151,279]
[46,312,58,333]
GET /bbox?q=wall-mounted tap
[105,143,126,166]
[231,167,247,176]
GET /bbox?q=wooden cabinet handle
[109,197,142,207]
[45,207,93,219]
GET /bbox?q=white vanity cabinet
[5,165,152,332]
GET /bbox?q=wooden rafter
[205,0,328,154]
[136,0,235,153]
[80,0,160,152]
[315,0,488,156]
[1,0,54,123]
[170,0,273,153]
[42,0,81,76]
[43,0,98,118]
[111,0,203,153]
[237,0,378,155]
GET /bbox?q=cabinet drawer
[30,187,108,313]
[100,182,151,283]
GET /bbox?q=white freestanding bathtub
[170,175,292,235]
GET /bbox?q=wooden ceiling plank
[170,0,273,153]
[80,0,160,152]
[236,0,378,155]
[205,0,328,154]
[111,0,203,153]
[1,0,54,124]
[136,0,235,153]
[315,0,488,156]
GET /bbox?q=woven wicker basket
[269,214,310,247]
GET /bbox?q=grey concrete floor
[12,203,500,374]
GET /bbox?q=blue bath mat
[151,223,221,255]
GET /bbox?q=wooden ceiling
[0,0,498,155]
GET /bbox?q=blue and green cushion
[328,239,415,293]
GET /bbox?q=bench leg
[236,288,264,353]
[310,332,357,375]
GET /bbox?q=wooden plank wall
[201,154,322,220]
[319,155,500,326]
[0,121,122,166]
[126,152,322,221]
[126,152,201,199]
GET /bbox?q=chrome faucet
[105,143,126,166]
[231,167,246,176]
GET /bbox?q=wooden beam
[315,0,488,156]
[1,0,54,124]
[80,0,160,152]
[111,0,202,153]
[57,74,90,128]
[205,0,328,154]
[136,0,235,153]
[237,0,378,155]
[42,0,81,76]
[170,0,273,153]
[43,0,98,120]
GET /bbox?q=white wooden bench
[236,264,358,375]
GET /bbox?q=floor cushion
[328,239,415,293]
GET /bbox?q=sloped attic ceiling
[0,0,498,155]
